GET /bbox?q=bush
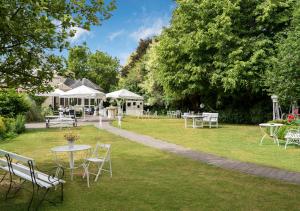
[15,115,25,134]
[219,109,272,124]
[0,117,6,137]
[0,90,30,118]
[1,117,16,139]
[277,125,300,140]
[26,96,43,122]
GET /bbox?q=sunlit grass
[1,126,300,210]
[115,117,300,172]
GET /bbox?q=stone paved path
[99,122,300,185]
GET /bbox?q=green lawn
[1,126,300,210]
[114,117,300,173]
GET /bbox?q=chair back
[91,143,111,160]
[202,112,211,121]
[210,113,219,119]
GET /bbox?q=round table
[259,123,283,146]
[51,145,91,180]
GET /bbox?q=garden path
[99,122,300,185]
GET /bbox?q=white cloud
[108,30,125,41]
[130,18,168,41]
[69,27,91,43]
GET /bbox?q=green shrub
[41,106,53,117]
[26,96,43,122]
[15,115,25,134]
[277,125,300,140]
[1,117,17,139]
[0,117,6,137]
[219,109,272,124]
[0,90,30,118]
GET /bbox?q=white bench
[284,129,300,149]
[0,149,65,210]
[45,116,77,128]
[201,112,219,128]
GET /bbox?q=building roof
[68,78,103,92]
[63,78,77,87]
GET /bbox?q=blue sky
[67,0,176,65]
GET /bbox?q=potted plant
[64,130,79,147]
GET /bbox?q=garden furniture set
[259,123,300,149]
[0,142,112,209]
[183,112,219,128]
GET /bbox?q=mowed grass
[1,126,300,210]
[114,117,300,173]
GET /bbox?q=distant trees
[120,0,299,122]
[68,45,120,92]
[265,1,300,104]
[118,38,153,94]
[0,0,116,92]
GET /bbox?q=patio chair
[82,143,112,188]
[202,112,219,128]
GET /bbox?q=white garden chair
[82,143,112,187]
[202,112,219,128]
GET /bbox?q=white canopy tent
[62,85,106,107]
[106,89,144,116]
[36,89,65,109]
[61,85,106,118]
[36,88,65,97]
[62,85,105,99]
[106,89,143,100]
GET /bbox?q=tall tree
[68,44,90,79]
[151,0,295,107]
[0,0,116,92]
[120,38,152,77]
[265,2,300,104]
[87,51,119,92]
[68,45,119,92]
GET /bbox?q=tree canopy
[120,0,299,122]
[0,0,116,92]
[265,1,300,104]
[68,45,120,92]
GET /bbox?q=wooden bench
[0,149,65,210]
[45,116,77,128]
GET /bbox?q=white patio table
[259,123,283,146]
[51,145,91,180]
[183,114,204,128]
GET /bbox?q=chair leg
[285,139,290,149]
[86,170,90,188]
[94,162,105,182]
[109,159,112,178]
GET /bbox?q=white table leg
[70,151,74,180]
[260,134,267,145]
[193,118,195,128]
